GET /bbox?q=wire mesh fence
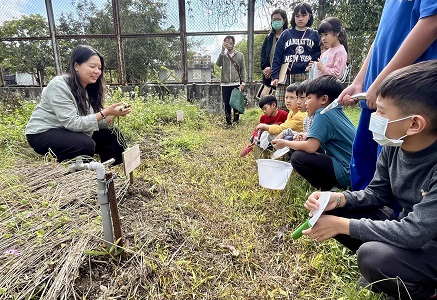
[0,0,380,87]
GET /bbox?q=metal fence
[0,0,380,89]
[0,0,281,86]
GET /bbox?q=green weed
[0,91,385,299]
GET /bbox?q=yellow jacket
[267,110,307,135]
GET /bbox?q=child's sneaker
[240,143,254,157]
[429,289,437,299]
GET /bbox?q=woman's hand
[104,102,132,118]
[263,67,272,78]
[271,79,279,87]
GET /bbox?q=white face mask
[369,112,412,147]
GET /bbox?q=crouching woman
[25,45,130,165]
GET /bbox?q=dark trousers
[290,150,341,190]
[221,85,240,125]
[327,207,437,299]
[26,128,125,165]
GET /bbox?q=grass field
[0,90,383,299]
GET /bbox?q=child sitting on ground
[255,83,307,149]
[302,60,437,300]
[276,80,312,141]
[272,75,356,190]
[240,95,287,156]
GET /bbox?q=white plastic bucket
[256,159,293,190]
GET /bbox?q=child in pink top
[313,17,348,79]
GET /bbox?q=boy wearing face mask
[301,61,437,299]
[216,35,246,127]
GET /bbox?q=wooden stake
[105,172,126,259]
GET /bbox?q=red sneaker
[429,290,437,299]
[240,144,254,157]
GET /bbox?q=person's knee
[69,135,95,158]
[357,241,394,280]
[290,150,307,169]
[82,138,96,155]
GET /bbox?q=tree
[56,0,186,83]
[0,14,54,85]
[322,0,384,79]
[234,34,267,82]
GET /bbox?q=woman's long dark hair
[270,9,288,35]
[290,2,314,28]
[66,45,106,115]
[318,17,348,53]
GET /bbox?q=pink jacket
[319,44,347,79]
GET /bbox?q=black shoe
[356,277,380,293]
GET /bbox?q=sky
[0,0,290,60]
[1,0,36,22]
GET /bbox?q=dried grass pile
[0,162,128,299]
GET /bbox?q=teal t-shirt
[307,106,356,187]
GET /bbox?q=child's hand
[338,83,363,107]
[302,215,345,242]
[365,83,378,109]
[305,192,343,216]
[294,132,307,141]
[271,139,286,149]
[305,61,314,72]
[304,191,323,215]
[316,58,322,71]
[271,79,279,87]
[256,123,268,131]
[275,132,284,140]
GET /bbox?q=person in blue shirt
[272,75,356,190]
[338,0,437,192]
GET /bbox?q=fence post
[112,0,126,85]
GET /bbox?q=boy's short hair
[259,95,277,108]
[305,75,343,102]
[296,80,310,96]
[378,60,437,132]
[286,83,299,93]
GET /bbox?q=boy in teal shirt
[272,75,356,190]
